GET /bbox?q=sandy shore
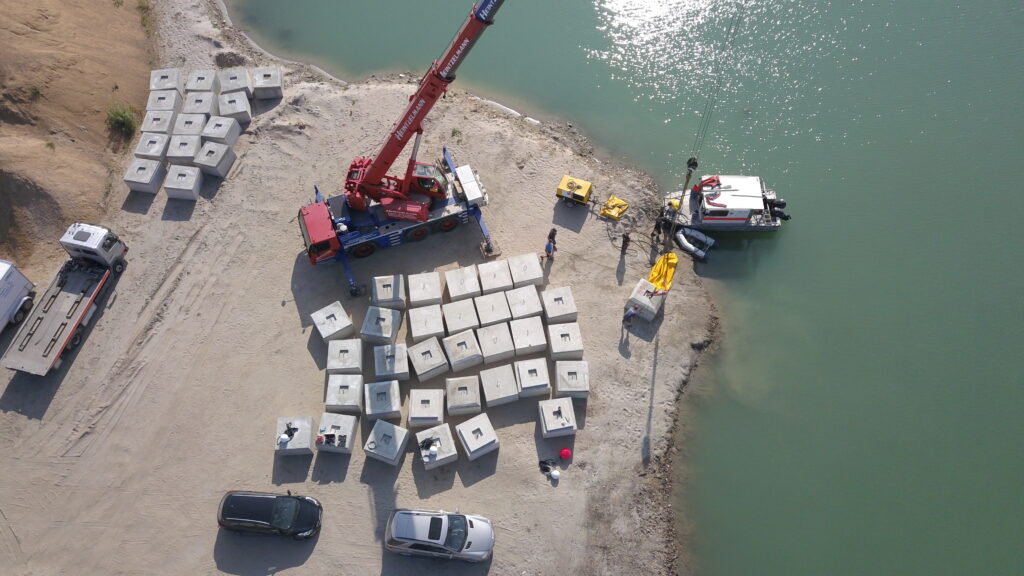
[0,1,716,574]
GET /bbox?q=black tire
[350,243,376,259]
[66,328,83,351]
[12,309,26,324]
[112,259,126,275]
[404,226,430,242]
[438,217,460,233]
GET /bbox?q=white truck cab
[0,260,36,328]
[59,222,128,273]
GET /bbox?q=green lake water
[227,1,1024,574]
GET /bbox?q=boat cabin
[692,175,782,230]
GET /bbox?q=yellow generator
[556,175,593,205]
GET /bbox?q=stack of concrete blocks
[416,423,458,470]
[408,389,444,429]
[194,141,237,178]
[479,364,519,408]
[508,253,544,288]
[219,68,253,99]
[477,260,513,295]
[515,358,551,398]
[164,165,203,200]
[547,322,584,361]
[218,89,252,126]
[456,413,499,461]
[374,344,410,380]
[326,338,362,374]
[541,286,578,323]
[442,330,484,373]
[146,90,181,115]
[202,116,242,147]
[311,301,354,342]
[476,322,515,365]
[627,278,667,322]
[364,380,402,421]
[408,272,443,307]
[185,69,220,94]
[555,361,590,399]
[538,397,577,439]
[505,285,543,319]
[408,304,445,343]
[445,265,481,302]
[315,412,358,454]
[509,316,547,356]
[446,376,482,416]
[407,337,450,382]
[371,274,406,309]
[360,306,403,345]
[275,416,314,456]
[173,113,206,137]
[123,158,166,194]
[141,110,176,135]
[134,132,170,162]
[253,67,284,100]
[474,292,511,327]
[325,374,363,414]
[151,68,185,95]
[182,91,219,119]
[167,135,202,166]
[442,299,479,335]
[364,419,409,466]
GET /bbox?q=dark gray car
[217,491,322,540]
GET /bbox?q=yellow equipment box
[599,195,629,220]
[556,175,593,205]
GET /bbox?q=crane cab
[299,201,341,264]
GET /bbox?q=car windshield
[270,497,299,531]
[443,514,468,552]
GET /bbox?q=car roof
[391,510,448,544]
[221,491,280,522]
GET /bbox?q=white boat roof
[701,175,765,211]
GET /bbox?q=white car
[384,509,495,562]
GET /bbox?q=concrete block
[509,316,547,356]
[407,337,450,382]
[218,91,253,125]
[547,322,584,361]
[253,67,284,100]
[442,299,479,335]
[416,423,458,470]
[134,132,169,162]
[505,285,543,319]
[201,116,243,146]
[442,330,483,373]
[408,389,444,429]
[218,67,252,98]
[371,274,406,309]
[480,364,519,407]
[408,271,443,307]
[325,374,363,414]
[360,306,403,345]
[311,301,354,342]
[166,135,201,166]
[364,380,402,421]
[541,286,578,323]
[445,265,481,302]
[182,91,219,118]
[474,292,511,327]
[476,322,515,365]
[315,412,358,454]
[478,260,513,294]
[627,278,666,322]
[363,420,409,466]
[374,344,410,381]
[446,376,482,416]
[456,413,499,461]
[515,358,551,398]
[141,110,176,134]
[555,361,590,398]
[163,165,203,201]
[123,157,165,194]
[538,397,577,439]
[150,68,183,94]
[408,305,445,343]
[146,89,181,112]
[326,338,362,375]
[275,416,314,456]
[194,141,237,178]
[172,113,207,136]
[185,69,220,93]
[508,252,544,288]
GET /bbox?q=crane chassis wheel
[350,243,376,258]
[405,227,430,242]
[438,217,460,232]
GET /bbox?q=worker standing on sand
[622,304,640,326]
[548,228,558,247]
[621,232,631,255]
[542,239,556,260]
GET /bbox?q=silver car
[384,508,495,562]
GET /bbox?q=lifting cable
[690,2,747,161]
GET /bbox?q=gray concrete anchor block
[416,423,458,470]
[123,158,166,194]
[150,68,184,94]
[172,113,207,136]
[627,278,666,322]
[163,165,203,201]
[166,135,201,166]
[141,110,176,134]
[371,274,406,310]
[475,322,515,365]
[218,67,253,98]
[541,286,578,323]
[360,306,403,345]
[408,389,445,428]
[446,376,482,416]
[505,285,543,319]
[456,413,499,461]
[547,322,584,361]
[146,89,181,112]
[408,305,445,343]
[508,252,544,288]
[201,116,243,147]
[442,330,483,373]
[509,316,547,356]
[363,420,409,466]
[185,69,220,93]
[253,67,284,100]
[442,299,479,335]
[445,265,481,302]
[474,292,511,327]
[315,412,358,454]
[374,344,410,380]
[275,416,314,456]
[312,301,354,342]
[407,337,450,382]
[364,380,402,421]
[326,339,362,374]
[555,361,590,398]
[538,397,577,439]
[515,358,552,398]
[325,374,363,414]
[134,132,170,162]
[408,272,443,307]
[218,91,253,125]
[182,91,219,118]
[194,141,237,178]
[478,260,513,294]
[480,364,519,407]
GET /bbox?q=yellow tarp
[599,195,629,220]
[648,253,678,293]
